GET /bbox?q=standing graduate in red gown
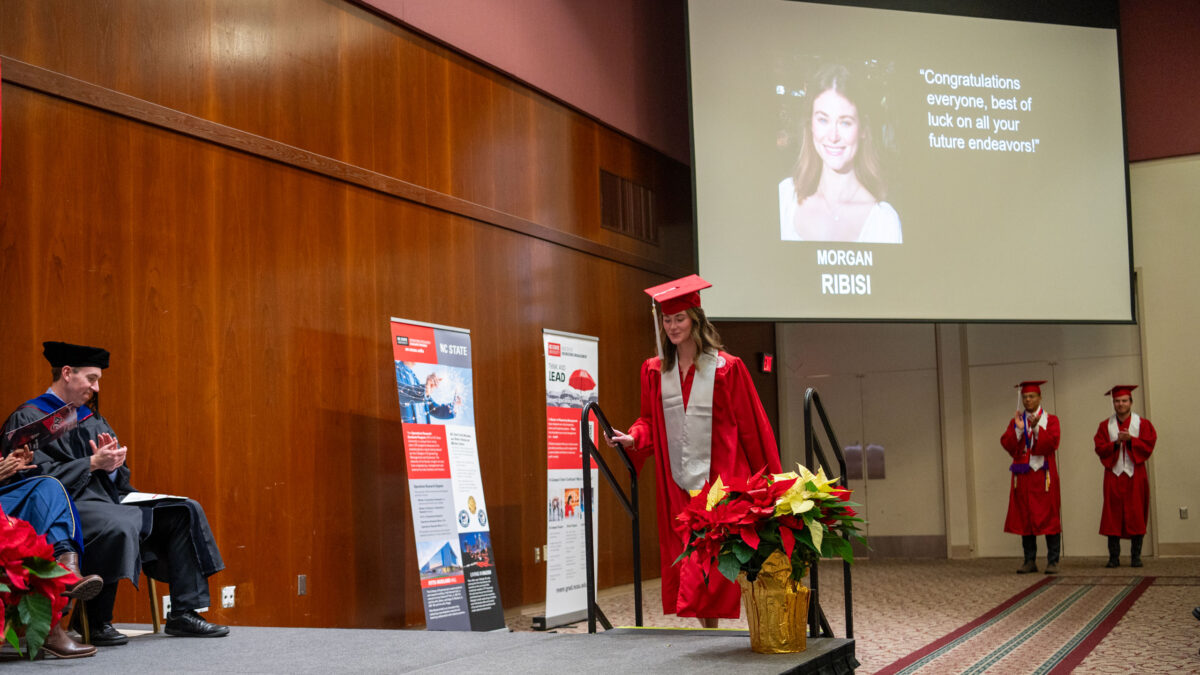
[1093,385,1156,568]
[1000,380,1062,574]
[607,275,781,627]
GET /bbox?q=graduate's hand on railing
[604,431,634,450]
[89,432,128,472]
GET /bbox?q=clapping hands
[89,432,128,472]
[0,446,36,482]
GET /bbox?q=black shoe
[1130,557,1143,568]
[164,610,230,638]
[1192,607,1200,621]
[89,623,129,646]
[1105,558,1119,568]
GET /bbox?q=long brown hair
[791,63,886,203]
[660,306,724,371]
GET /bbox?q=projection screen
[689,0,1133,322]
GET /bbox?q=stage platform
[1,624,857,673]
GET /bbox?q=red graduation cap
[643,274,711,315]
[1015,380,1046,394]
[1104,385,1138,397]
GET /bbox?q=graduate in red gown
[1000,380,1062,574]
[607,275,781,627]
[1093,385,1156,568]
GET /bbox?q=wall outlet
[162,596,171,617]
[221,585,236,609]
[297,574,307,596]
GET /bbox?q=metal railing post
[580,402,641,633]
[801,387,854,640]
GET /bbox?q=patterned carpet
[506,557,1200,673]
[875,576,1152,674]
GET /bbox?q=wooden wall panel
[0,42,672,627]
[0,0,690,270]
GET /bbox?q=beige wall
[777,323,946,550]
[1129,155,1200,554]
[780,322,1145,559]
[937,324,974,558]
[959,323,1142,558]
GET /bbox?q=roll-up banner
[540,330,599,629]
[390,318,505,631]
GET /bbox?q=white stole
[1107,413,1140,477]
[660,350,721,491]
[1025,407,1049,471]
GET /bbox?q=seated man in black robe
[1,342,229,645]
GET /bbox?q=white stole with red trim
[1107,413,1140,477]
[1024,407,1049,472]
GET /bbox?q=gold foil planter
[737,550,809,654]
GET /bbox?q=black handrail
[802,387,855,640]
[580,402,643,633]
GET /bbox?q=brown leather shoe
[1044,562,1059,575]
[56,552,104,601]
[41,624,96,659]
[1016,560,1038,574]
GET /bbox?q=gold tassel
[650,301,663,362]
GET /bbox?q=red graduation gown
[1000,414,1062,536]
[1093,416,1156,537]
[627,352,781,618]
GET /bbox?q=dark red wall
[1120,0,1200,161]
[363,0,1200,163]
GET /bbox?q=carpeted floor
[505,556,1200,674]
[0,557,1193,673]
[873,576,1153,674]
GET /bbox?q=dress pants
[86,504,210,624]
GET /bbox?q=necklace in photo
[819,186,858,222]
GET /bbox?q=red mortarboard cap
[1015,380,1046,394]
[644,275,711,315]
[42,341,110,369]
[1104,385,1138,397]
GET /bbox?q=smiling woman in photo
[780,63,902,243]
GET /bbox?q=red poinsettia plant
[0,507,76,658]
[676,464,865,583]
